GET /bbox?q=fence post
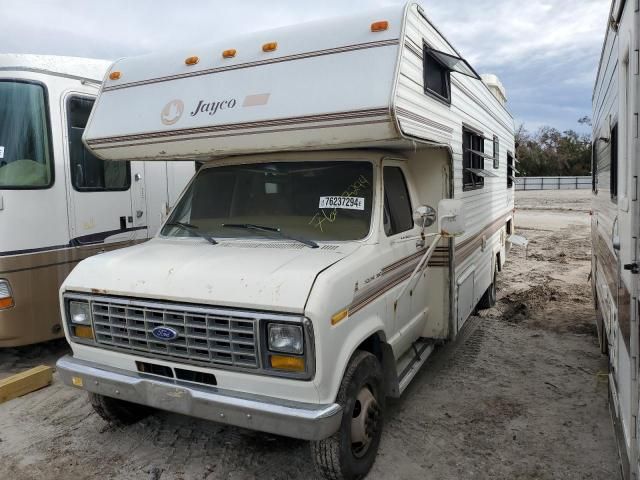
[558,177,561,190]
[541,177,544,190]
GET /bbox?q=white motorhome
[592,1,640,477]
[0,55,194,347]
[56,4,515,478]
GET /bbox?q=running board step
[397,339,435,395]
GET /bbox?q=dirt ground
[0,189,620,479]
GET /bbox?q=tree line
[514,117,592,177]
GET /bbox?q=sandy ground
[0,190,620,479]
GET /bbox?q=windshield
[161,161,374,242]
[0,80,52,189]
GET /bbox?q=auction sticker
[319,196,365,210]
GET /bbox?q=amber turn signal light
[0,297,13,309]
[331,309,349,326]
[73,325,94,340]
[108,71,121,80]
[270,355,305,372]
[371,21,389,32]
[185,56,199,66]
[262,42,278,52]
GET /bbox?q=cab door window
[67,96,130,191]
[383,166,413,236]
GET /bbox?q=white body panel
[591,1,639,478]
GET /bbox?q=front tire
[311,350,384,480]
[88,392,154,426]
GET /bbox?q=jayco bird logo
[160,99,185,126]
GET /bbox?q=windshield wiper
[222,223,319,249]
[166,221,218,245]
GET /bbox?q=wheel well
[356,332,399,397]
[357,332,384,363]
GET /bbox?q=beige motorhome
[0,54,194,347]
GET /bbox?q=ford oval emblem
[152,326,179,341]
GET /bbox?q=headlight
[69,300,91,324]
[0,280,14,309]
[268,324,303,354]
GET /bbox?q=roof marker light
[222,49,237,59]
[108,71,121,81]
[371,20,389,32]
[262,42,278,52]
[185,56,199,66]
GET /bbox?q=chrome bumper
[56,355,342,441]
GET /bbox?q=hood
[63,238,359,313]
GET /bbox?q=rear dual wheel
[478,266,498,310]
[311,351,384,480]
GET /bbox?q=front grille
[91,299,259,369]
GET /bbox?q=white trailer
[592,1,640,477]
[0,55,195,347]
[56,4,515,478]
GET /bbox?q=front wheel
[311,350,384,480]
[88,392,154,426]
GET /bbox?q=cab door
[64,95,139,246]
[381,160,427,357]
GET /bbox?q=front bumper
[56,355,342,441]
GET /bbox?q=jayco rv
[56,4,515,478]
[0,55,194,347]
[592,1,640,478]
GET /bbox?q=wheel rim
[350,386,381,458]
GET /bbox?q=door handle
[134,173,142,182]
[136,210,144,218]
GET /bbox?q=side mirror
[437,199,466,237]
[413,205,437,228]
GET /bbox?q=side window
[610,124,618,201]
[383,166,413,236]
[493,135,499,169]
[507,152,514,189]
[591,141,597,193]
[67,96,130,191]
[423,46,451,103]
[463,128,485,191]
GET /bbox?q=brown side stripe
[395,106,454,134]
[455,214,510,267]
[347,215,511,315]
[103,39,401,93]
[87,107,390,148]
[90,118,393,151]
[592,229,631,351]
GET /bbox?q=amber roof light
[371,20,389,32]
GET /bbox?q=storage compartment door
[456,266,475,332]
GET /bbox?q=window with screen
[383,166,414,236]
[423,47,451,103]
[507,152,514,189]
[610,124,618,201]
[493,135,500,169]
[463,128,485,191]
[67,96,130,191]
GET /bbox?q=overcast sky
[0,0,610,134]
